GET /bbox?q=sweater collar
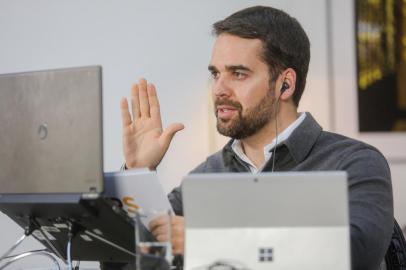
[283,112,322,163]
[222,112,323,165]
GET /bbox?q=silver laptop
[182,172,350,270]
[0,66,103,194]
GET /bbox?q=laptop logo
[38,123,48,140]
[259,247,273,262]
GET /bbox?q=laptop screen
[0,66,103,194]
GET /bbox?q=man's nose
[213,76,232,98]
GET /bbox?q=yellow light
[359,76,367,90]
[373,68,382,80]
[368,0,381,6]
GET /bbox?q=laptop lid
[182,172,350,270]
[104,169,173,226]
[0,66,103,194]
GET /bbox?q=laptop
[0,66,103,194]
[0,66,164,267]
[182,172,350,270]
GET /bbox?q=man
[120,6,393,269]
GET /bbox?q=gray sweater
[168,113,393,270]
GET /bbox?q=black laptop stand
[0,194,170,269]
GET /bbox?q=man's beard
[215,88,276,139]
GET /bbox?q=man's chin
[217,119,232,130]
[216,122,238,138]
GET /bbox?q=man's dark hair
[213,6,310,106]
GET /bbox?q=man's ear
[278,68,296,101]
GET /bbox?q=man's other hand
[149,215,185,255]
[120,78,184,170]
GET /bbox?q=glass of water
[134,208,173,270]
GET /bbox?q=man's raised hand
[120,78,184,170]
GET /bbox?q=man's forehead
[210,34,264,69]
[214,33,263,47]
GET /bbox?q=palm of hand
[123,119,163,169]
[121,78,184,170]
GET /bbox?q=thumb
[159,123,184,149]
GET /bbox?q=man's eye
[211,71,219,79]
[233,71,247,79]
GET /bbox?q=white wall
[0,0,404,268]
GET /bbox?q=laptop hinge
[81,193,100,200]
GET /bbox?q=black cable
[271,94,282,172]
[25,217,36,236]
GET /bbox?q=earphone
[281,81,289,94]
[271,80,289,172]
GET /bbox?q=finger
[171,224,184,235]
[156,234,168,242]
[159,123,185,150]
[148,215,169,231]
[170,215,184,226]
[120,98,132,128]
[172,247,183,255]
[147,84,161,122]
[172,238,184,255]
[172,238,184,247]
[138,78,150,118]
[151,224,170,237]
[131,84,140,120]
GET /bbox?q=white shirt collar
[231,112,307,173]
